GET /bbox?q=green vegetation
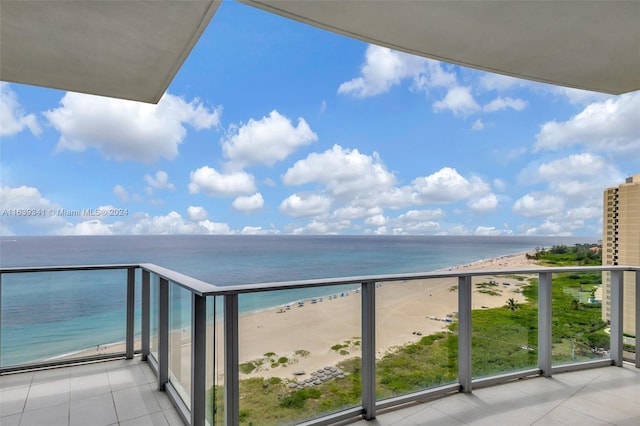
[239,350,310,376]
[331,338,361,356]
[210,244,606,425]
[527,243,601,266]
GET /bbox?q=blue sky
[1,1,638,237]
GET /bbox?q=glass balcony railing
[0,264,638,426]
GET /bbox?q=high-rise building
[602,174,640,336]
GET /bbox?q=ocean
[0,235,595,366]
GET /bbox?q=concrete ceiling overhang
[1,1,638,103]
[242,0,640,95]
[0,0,220,103]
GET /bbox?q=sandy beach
[233,251,536,380]
[66,251,537,386]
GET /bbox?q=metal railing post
[361,281,376,420]
[191,293,207,426]
[159,277,170,390]
[538,272,552,377]
[0,273,3,369]
[141,270,150,361]
[458,275,472,393]
[636,270,639,368]
[610,270,623,366]
[126,267,135,359]
[224,294,240,426]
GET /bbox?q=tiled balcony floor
[0,358,182,426]
[1,359,639,426]
[352,363,640,426]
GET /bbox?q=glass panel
[169,283,192,404]
[376,278,458,399]
[472,274,537,378]
[1,269,127,367]
[150,274,159,360]
[552,271,608,365]
[622,271,637,363]
[207,296,223,426]
[134,269,142,353]
[237,285,361,425]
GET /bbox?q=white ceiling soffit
[0,1,220,103]
[242,0,640,95]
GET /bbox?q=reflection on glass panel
[207,296,223,426]
[1,269,127,367]
[552,272,608,365]
[150,274,159,360]
[472,274,537,378]
[169,283,192,405]
[135,269,142,353]
[237,285,361,425]
[621,271,637,363]
[376,278,458,399]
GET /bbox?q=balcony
[1,264,638,425]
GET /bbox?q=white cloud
[188,166,256,197]
[279,193,332,218]
[283,145,396,198]
[535,92,640,154]
[113,185,129,202]
[475,226,512,236]
[332,206,382,220]
[60,220,114,236]
[0,83,41,137]
[530,153,625,202]
[289,219,345,235]
[412,167,489,203]
[222,110,317,168]
[364,214,388,227]
[468,193,498,213]
[433,86,480,116]
[232,193,264,213]
[0,185,65,234]
[241,226,279,235]
[483,97,527,112]
[388,209,445,235]
[523,220,572,237]
[397,209,445,222]
[471,119,485,131]
[538,153,605,180]
[144,171,175,191]
[493,178,507,192]
[45,92,221,162]
[130,211,233,235]
[566,206,601,221]
[338,45,428,98]
[412,59,457,90]
[198,219,234,234]
[512,193,565,218]
[187,206,208,221]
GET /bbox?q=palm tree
[506,298,519,311]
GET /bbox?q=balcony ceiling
[0,0,221,103]
[243,0,640,95]
[1,1,638,104]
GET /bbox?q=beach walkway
[1,357,638,425]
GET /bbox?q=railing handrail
[202,265,639,295]
[2,263,637,296]
[0,264,137,273]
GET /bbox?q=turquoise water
[0,235,595,366]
